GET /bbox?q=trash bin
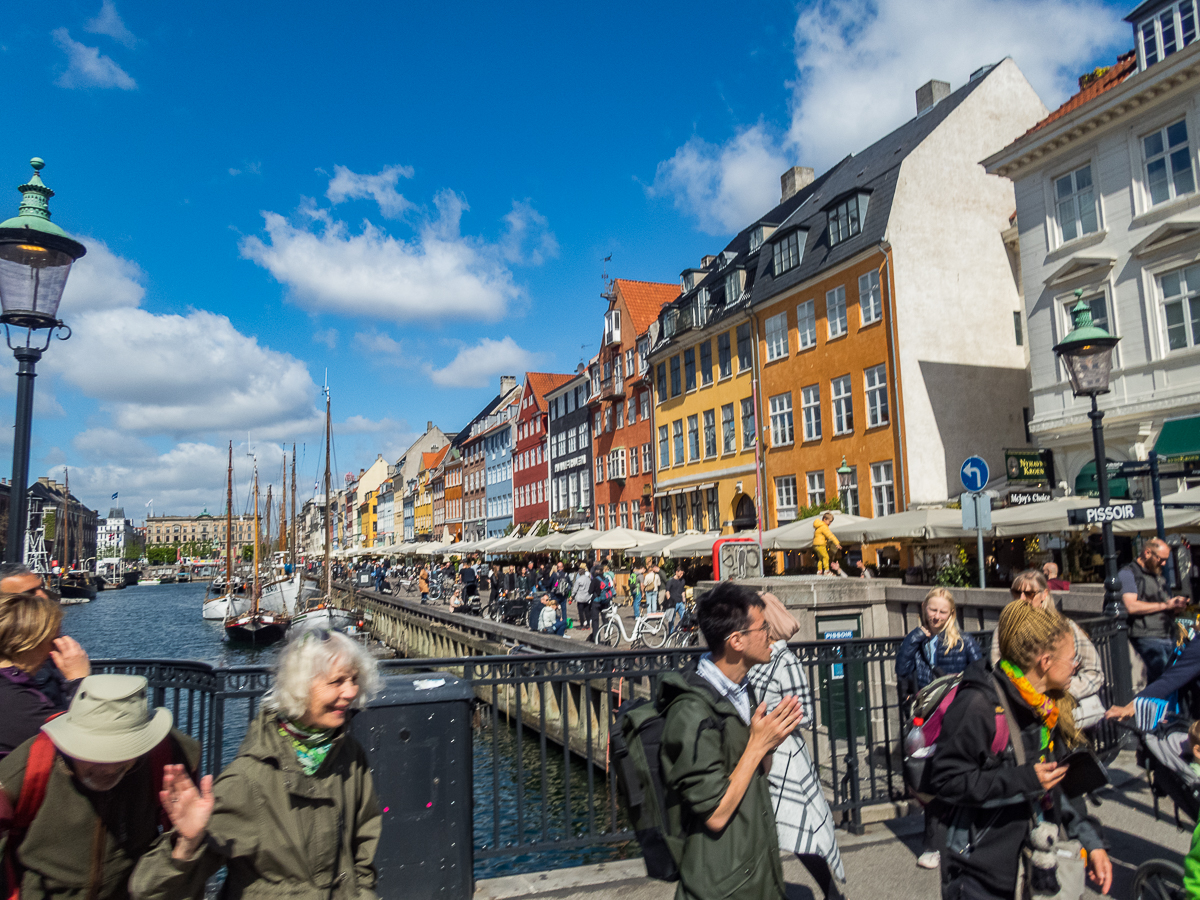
[352,672,474,900]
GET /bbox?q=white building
[984,6,1200,497]
[96,507,137,561]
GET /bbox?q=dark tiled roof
[1023,51,1137,137]
[453,392,506,448]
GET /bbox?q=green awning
[1074,460,1128,499]
[1155,415,1200,464]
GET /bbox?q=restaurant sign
[1005,449,1054,485]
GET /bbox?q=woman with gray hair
[131,629,384,900]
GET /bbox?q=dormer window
[696,288,709,325]
[603,309,621,345]
[828,193,869,245]
[772,230,803,276]
[1138,0,1198,68]
[749,224,776,253]
[726,270,743,302]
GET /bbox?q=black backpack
[610,696,682,880]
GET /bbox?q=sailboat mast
[264,485,273,566]
[63,469,70,572]
[324,390,331,598]
[278,457,286,552]
[225,442,233,588]
[290,444,297,572]
[252,464,260,611]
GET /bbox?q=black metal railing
[96,615,1125,877]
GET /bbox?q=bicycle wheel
[597,621,621,648]
[1133,859,1185,900]
[645,620,670,649]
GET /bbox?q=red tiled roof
[1025,51,1137,137]
[422,446,450,471]
[524,371,576,413]
[613,279,680,335]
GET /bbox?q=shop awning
[1074,460,1128,499]
[1155,414,1200,464]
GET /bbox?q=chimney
[780,166,815,203]
[916,80,950,116]
[500,375,516,394]
[701,255,717,267]
[426,420,433,432]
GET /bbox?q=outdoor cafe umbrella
[660,531,722,558]
[762,512,869,550]
[854,507,972,543]
[507,530,546,552]
[532,530,573,552]
[560,528,601,550]
[988,496,1098,537]
[589,527,667,551]
[486,534,522,554]
[413,541,447,556]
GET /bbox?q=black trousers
[941,871,1010,900]
[797,854,843,900]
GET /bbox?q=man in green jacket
[659,581,804,900]
[0,674,199,900]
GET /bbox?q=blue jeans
[645,590,658,614]
[632,591,641,618]
[542,620,567,637]
[1131,636,1176,684]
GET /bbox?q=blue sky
[0,0,1133,517]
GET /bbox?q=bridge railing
[95,615,1125,877]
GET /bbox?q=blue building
[484,391,520,537]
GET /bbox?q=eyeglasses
[729,621,771,642]
[1010,588,1040,599]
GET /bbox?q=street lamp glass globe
[1059,342,1117,395]
[0,242,74,327]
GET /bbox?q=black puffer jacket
[926,659,1104,896]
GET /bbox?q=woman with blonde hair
[991,569,1106,727]
[928,601,1111,900]
[131,629,383,900]
[0,590,91,759]
[896,587,984,869]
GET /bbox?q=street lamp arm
[2,319,69,353]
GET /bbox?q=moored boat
[224,456,289,645]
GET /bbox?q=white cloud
[229,161,262,177]
[85,0,136,48]
[51,28,136,90]
[59,237,146,313]
[650,0,1123,232]
[786,0,1123,170]
[49,308,320,438]
[326,164,415,218]
[355,330,404,356]
[340,415,405,435]
[649,124,790,235]
[501,201,560,265]
[240,181,553,323]
[426,336,544,389]
[312,327,338,349]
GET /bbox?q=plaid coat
[747,641,845,881]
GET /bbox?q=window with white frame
[774,475,798,524]
[806,471,826,506]
[567,428,576,454]
[773,230,802,276]
[797,299,816,349]
[832,375,853,434]
[620,502,629,529]
[801,384,821,441]
[703,409,717,458]
[1139,0,1198,68]
[672,420,684,465]
[642,443,653,473]
[568,473,579,508]
[721,403,736,453]
[864,364,889,427]
[741,398,756,449]
[637,337,649,374]
[769,393,794,445]
[827,286,848,338]
[659,425,670,469]
[726,270,742,302]
[597,457,605,483]
[1160,263,1200,350]
[1144,119,1195,205]
[630,449,639,476]
[1055,164,1099,242]
[687,414,700,460]
[829,194,868,245]
[858,270,882,325]
[640,392,650,420]
[609,448,627,479]
[871,462,895,516]
[765,311,789,361]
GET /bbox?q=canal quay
[67,577,1199,898]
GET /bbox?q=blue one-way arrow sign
[960,456,989,493]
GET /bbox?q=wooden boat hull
[292,606,357,632]
[122,571,140,587]
[224,612,289,645]
[59,579,97,602]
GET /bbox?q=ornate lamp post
[836,457,853,513]
[0,159,85,564]
[1053,288,1132,702]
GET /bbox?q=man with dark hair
[1121,538,1189,683]
[658,581,802,900]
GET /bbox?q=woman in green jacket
[130,630,383,900]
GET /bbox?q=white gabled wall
[887,58,1048,505]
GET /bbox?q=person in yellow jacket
[812,512,841,574]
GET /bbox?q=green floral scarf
[277,717,335,775]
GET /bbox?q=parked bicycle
[595,604,669,648]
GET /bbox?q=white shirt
[697,653,752,724]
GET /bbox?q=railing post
[840,642,864,835]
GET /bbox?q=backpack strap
[5,729,60,900]
[991,673,1024,765]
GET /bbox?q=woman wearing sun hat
[0,673,199,900]
[131,629,383,900]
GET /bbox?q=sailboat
[203,444,250,620]
[224,461,290,644]
[292,387,357,632]
[57,469,97,602]
[260,445,317,615]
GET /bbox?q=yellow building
[357,489,378,548]
[648,262,762,536]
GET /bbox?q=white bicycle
[596,604,670,648]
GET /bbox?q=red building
[589,279,679,531]
[513,372,574,528]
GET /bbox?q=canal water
[62,582,634,878]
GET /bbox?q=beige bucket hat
[42,674,172,763]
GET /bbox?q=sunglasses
[1010,588,1040,599]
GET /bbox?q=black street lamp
[0,159,85,564]
[1053,288,1132,702]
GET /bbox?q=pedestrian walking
[419,564,430,603]
[629,563,643,618]
[572,563,593,637]
[643,565,662,614]
[747,594,846,900]
[0,674,200,900]
[812,513,840,575]
[895,587,983,869]
[927,601,1111,899]
[665,569,687,635]
[131,630,383,900]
